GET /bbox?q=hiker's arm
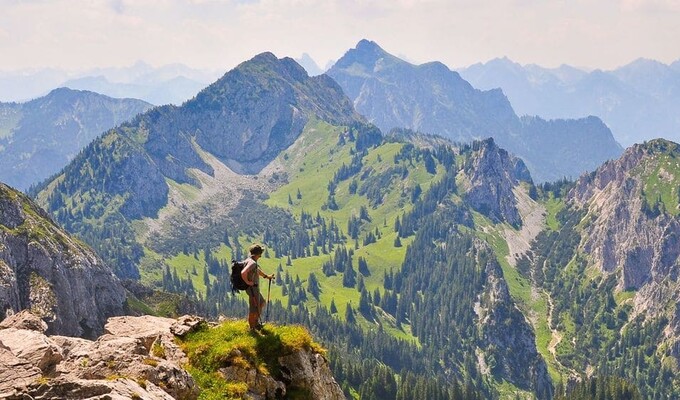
[258,269,275,280]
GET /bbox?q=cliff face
[460,138,532,227]
[568,139,680,323]
[0,313,343,400]
[0,183,125,338]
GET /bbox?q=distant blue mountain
[459,57,680,146]
[0,62,219,105]
[328,40,623,182]
[0,88,152,191]
[295,53,324,76]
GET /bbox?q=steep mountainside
[0,183,125,338]
[0,88,152,191]
[33,53,362,279]
[459,57,680,146]
[570,139,680,309]
[327,40,623,182]
[520,139,680,398]
[33,51,680,398]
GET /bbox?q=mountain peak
[332,39,399,71]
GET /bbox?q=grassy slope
[264,119,437,339]
[639,152,680,216]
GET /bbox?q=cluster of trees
[554,376,642,400]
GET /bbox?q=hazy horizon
[1,0,678,74]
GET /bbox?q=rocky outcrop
[0,313,343,400]
[568,139,680,323]
[278,349,344,400]
[477,258,553,399]
[0,183,125,338]
[461,138,532,227]
[0,313,200,400]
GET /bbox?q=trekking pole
[265,277,272,322]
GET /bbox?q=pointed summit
[332,39,401,72]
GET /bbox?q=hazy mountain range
[8,49,675,397]
[2,40,680,398]
[0,88,152,191]
[459,57,680,146]
[0,61,221,105]
[327,40,623,183]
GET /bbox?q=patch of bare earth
[139,142,285,244]
[502,186,546,267]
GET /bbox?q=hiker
[241,244,274,331]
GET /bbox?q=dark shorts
[246,286,265,313]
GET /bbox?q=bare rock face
[0,183,126,339]
[278,349,345,400]
[476,258,553,399]
[461,138,532,227]
[568,140,680,325]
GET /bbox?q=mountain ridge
[459,56,680,146]
[327,40,623,183]
[0,88,152,191]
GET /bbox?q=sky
[0,0,679,73]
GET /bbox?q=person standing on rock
[241,244,274,331]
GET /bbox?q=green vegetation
[638,150,680,217]
[177,320,322,400]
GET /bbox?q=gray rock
[0,328,63,372]
[462,138,530,227]
[24,377,174,400]
[278,349,345,400]
[170,314,205,337]
[0,183,126,339]
[0,345,41,399]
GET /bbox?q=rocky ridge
[0,183,125,338]
[0,312,343,400]
[568,140,680,326]
[460,138,532,227]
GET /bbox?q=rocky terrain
[569,139,680,322]
[0,183,125,338]
[0,311,343,400]
[459,138,532,227]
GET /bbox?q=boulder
[0,328,63,372]
[278,349,345,400]
[0,309,48,332]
